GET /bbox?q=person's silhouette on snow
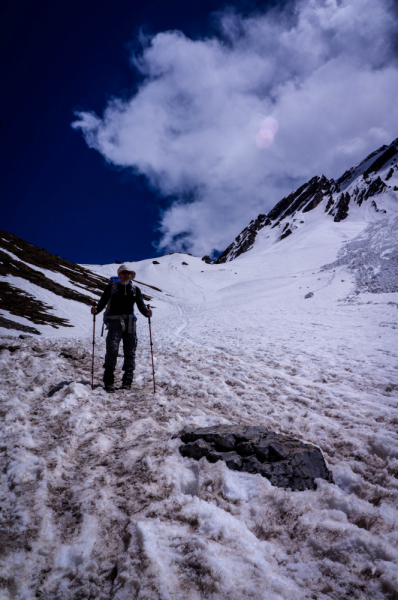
[91,264,152,392]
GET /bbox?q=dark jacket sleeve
[135,286,149,317]
[96,284,112,314]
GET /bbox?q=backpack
[101,277,137,336]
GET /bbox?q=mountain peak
[214,138,398,264]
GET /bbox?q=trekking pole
[147,304,156,393]
[91,301,97,391]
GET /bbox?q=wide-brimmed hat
[117,263,136,279]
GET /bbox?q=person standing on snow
[91,264,152,392]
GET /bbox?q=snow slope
[214,137,398,264]
[0,230,155,338]
[1,206,398,598]
[1,141,398,599]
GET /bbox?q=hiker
[91,264,152,392]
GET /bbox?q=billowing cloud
[73,0,398,256]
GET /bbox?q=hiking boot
[103,368,115,385]
[122,369,134,390]
[104,369,115,393]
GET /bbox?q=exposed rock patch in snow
[1,303,397,599]
[0,230,155,336]
[1,138,398,598]
[176,424,333,491]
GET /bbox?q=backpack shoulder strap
[103,278,120,322]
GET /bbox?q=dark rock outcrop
[0,230,106,296]
[214,175,333,262]
[214,214,270,264]
[325,196,334,211]
[363,143,398,177]
[0,315,40,335]
[0,253,98,309]
[280,227,292,240]
[332,192,351,222]
[269,175,331,221]
[209,138,397,264]
[175,425,333,491]
[201,255,212,264]
[371,200,386,214]
[0,229,156,333]
[363,176,387,200]
[0,281,73,329]
[335,166,356,189]
[279,223,292,240]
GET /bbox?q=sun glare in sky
[256,117,279,149]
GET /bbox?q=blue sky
[1,0,264,263]
[2,0,398,263]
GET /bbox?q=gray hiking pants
[103,316,137,372]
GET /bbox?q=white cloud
[72,0,398,256]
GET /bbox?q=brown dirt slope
[0,230,154,333]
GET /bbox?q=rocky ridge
[214,138,398,263]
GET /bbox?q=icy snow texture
[323,215,398,296]
[1,210,398,598]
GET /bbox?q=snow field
[1,293,397,600]
[1,210,398,598]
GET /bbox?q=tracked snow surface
[1,143,398,599]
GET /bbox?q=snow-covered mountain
[1,140,398,599]
[214,137,398,264]
[1,138,397,337]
